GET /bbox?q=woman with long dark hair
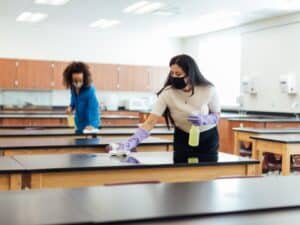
[108,54,220,163]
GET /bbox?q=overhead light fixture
[123,1,165,14]
[16,12,48,23]
[123,1,149,13]
[34,0,70,6]
[135,2,164,14]
[90,19,120,29]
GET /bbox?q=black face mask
[171,77,187,89]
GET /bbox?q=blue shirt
[70,85,100,133]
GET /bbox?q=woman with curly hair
[63,62,100,133]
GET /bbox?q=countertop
[250,134,300,143]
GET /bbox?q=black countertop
[0,176,300,224]
[0,128,174,137]
[0,137,172,150]
[250,134,300,143]
[0,114,139,119]
[233,127,300,134]
[12,152,258,172]
[0,157,25,173]
[0,124,170,129]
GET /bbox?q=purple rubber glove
[107,127,150,152]
[188,112,220,126]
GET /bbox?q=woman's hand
[66,106,73,115]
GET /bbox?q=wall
[0,21,180,108]
[181,12,300,113]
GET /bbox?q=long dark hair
[157,54,214,128]
[63,62,92,89]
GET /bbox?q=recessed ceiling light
[90,19,120,29]
[123,1,149,13]
[34,0,70,6]
[135,2,164,14]
[123,1,165,14]
[16,12,48,23]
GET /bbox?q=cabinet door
[118,65,135,91]
[17,60,53,89]
[149,66,169,92]
[53,61,69,90]
[132,66,150,92]
[0,58,18,89]
[90,63,118,91]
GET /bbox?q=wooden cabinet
[0,57,169,92]
[265,122,300,128]
[90,63,118,91]
[0,58,18,89]
[118,65,134,91]
[53,61,69,90]
[218,118,265,154]
[132,66,149,92]
[149,66,168,92]
[17,60,53,90]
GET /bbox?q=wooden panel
[90,63,118,91]
[29,164,251,189]
[53,61,69,90]
[265,122,300,128]
[102,118,140,125]
[17,60,53,89]
[149,66,168,93]
[132,66,149,91]
[0,58,17,89]
[118,65,134,91]
[218,119,265,154]
[102,111,139,116]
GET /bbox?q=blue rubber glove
[188,112,220,126]
[107,127,150,153]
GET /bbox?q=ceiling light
[123,1,149,13]
[16,12,48,23]
[34,0,70,6]
[90,19,120,29]
[135,2,164,14]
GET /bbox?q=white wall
[181,12,300,113]
[0,23,181,66]
[182,29,241,107]
[241,21,300,113]
[0,23,181,107]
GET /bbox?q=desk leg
[30,174,43,189]
[257,149,264,175]
[281,148,291,176]
[9,174,22,190]
[233,132,240,155]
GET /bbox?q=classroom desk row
[233,127,300,175]
[0,176,300,225]
[0,137,172,156]
[0,127,174,140]
[0,152,258,190]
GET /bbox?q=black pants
[173,126,219,163]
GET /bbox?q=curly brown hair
[63,62,92,88]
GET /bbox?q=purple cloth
[188,112,220,126]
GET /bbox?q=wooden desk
[0,137,172,156]
[13,152,258,189]
[251,134,300,176]
[1,176,300,224]
[0,157,23,190]
[233,128,300,156]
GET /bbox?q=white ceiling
[1,0,300,37]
